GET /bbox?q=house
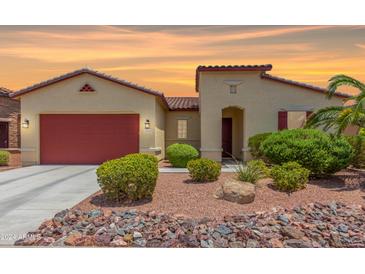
[0,87,20,150]
[10,65,348,166]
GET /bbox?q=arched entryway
[222,106,244,160]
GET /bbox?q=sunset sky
[1,25,365,96]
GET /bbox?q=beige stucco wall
[154,98,166,159]
[165,110,200,151]
[199,71,345,162]
[20,73,165,165]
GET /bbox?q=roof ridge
[261,73,350,98]
[12,67,164,96]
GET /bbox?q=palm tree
[305,75,365,135]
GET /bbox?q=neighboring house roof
[10,67,170,108]
[261,73,350,99]
[0,87,12,97]
[166,97,199,111]
[195,65,273,92]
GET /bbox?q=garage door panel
[40,114,139,164]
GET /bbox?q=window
[177,119,188,139]
[278,111,312,130]
[287,111,307,129]
[229,85,237,94]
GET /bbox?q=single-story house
[10,65,349,166]
[0,87,20,150]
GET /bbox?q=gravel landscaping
[15,202,365,247]
[75,170,365,219]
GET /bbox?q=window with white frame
[177,119,188,139]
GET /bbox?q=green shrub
[235,164,262,184]
[187,158,221,182]
[345,135,365,169]
[247,159,271,178]
[166,143,199,167]
[271,162,310,192]
[260,129,353,175]
[0,151,9,166]
[248,132,272,159]
[359,128,365,137]
[96,153,159,201]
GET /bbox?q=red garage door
[40,114,139,164]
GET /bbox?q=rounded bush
[260,129,353,175]
[271,162,310,192]
[187,158,221,182]
[0,151,9,166]
[166,143,199,167]
[96,153,158,201]
[345,135,365,169]
[248,132,272,159]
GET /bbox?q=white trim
[140,147,162,152]
[241,147,251,152]
[20,147,36,152]
[224,80,243,86]
[0,118,12,122]
[200,148,223,152]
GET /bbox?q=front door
[222,118,232,157]
[0,122,9,148]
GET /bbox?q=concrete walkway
[0,165,99,246]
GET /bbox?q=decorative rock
[214,180,255,204]
[281,226,305,239]
[14,202,365,248]
[337,224,348,233]
[64,232,83,246]
[110,236,128,247]
[246,239,259,248]
[284,239,312,248]
[88,209,103,218]
[215,224,232,235]
[277,214,289,224]
[133,231,143,239]
[201,239,214,248]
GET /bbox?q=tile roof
[261,73,350,99]
[195,65,273,91]
[10,67,169,107]
[0,87,12,97]
[166,97,199,110]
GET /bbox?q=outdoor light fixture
[22,119,30,128]
[145,119,151,129]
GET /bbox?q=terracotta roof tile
[195,64,273,91]
[261,73,350,99]
[166,97,199,110]
[0,87,12,97]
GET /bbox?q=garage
[40,114,139,164]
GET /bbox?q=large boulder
[214,179,255,204]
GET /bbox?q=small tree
[305,75,365,135]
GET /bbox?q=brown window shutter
[278,111,288,130]
[306,111,313,119]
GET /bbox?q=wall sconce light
[22,119,30,128]
[144,119,151,129]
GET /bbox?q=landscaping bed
[15,201,365,247]
[75,170,364,219]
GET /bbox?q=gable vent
[79,84,95,92]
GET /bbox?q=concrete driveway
[0,165,99,245]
